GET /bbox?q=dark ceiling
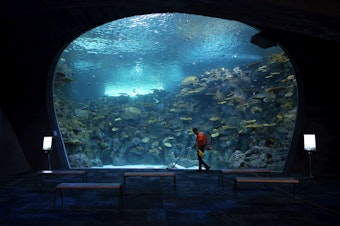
[0,0,340,122]
[2,0,340,44]
[1,0,340,172]
[1,0,340,42]
[1,0,339,127]
[1,0,339,112]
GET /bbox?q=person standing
[192,128,210,171]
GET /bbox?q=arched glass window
[52,13,298,171]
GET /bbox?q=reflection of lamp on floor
[42,136,53,170]
[304,134,316,179]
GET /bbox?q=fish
[246,61,262,69]
[56,71,66,77]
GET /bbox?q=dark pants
[197,150,209,170]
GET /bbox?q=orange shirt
[196,132,205,148]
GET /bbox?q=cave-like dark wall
[277,34,340,177]
[1,0,340,176]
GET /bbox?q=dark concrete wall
[1,0,339,177]
[278,35,340,177]
[0,109,30,175]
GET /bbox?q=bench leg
[234,179,237,200]
[83,173,88,182]
[218,171,221,186]
[115,186,122,209]
[60,189,63,206]
[123,176,127,190]
[54,188,57,207]
[217,172,227,190]
[53,188,63,207]
[54,189,64,207]
[173,175,177,192]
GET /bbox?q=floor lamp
[304,134,316,179]
[42,136,53,170]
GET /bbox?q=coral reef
[55,52,297,171]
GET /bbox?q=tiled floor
[1,169,339,226]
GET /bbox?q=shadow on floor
[1,169,339,226]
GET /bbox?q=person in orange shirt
[192,128,210,171]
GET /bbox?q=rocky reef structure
[55,52,297,171]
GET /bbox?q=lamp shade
[42,136,53,150]
[304,134,316,151]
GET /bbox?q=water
[53,13,297,171]
[56,13,279,100]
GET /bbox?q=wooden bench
[218,169,271,190]
[123,171,176,190]
[233,176,299,200]
[54,182,123,208]
[35,170,88,189]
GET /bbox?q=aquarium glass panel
[53,13,298,171]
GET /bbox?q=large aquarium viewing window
[52,13,298,171]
